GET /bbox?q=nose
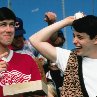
[73,37,78,44]
[6,25,12,32]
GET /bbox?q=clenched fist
[44,11,57,24]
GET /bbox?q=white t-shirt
[56,47,97,97]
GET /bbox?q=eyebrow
[0,21,15,25]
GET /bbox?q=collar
[1,50,13,62]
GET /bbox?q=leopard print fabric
[60,50,84,97]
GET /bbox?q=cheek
[77,40,87,45]
[82,40,91,46]
[0,36,3,41]
[81,41,93,52]
[12,29,15,35]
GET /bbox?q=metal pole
[92,0,94,15]
[61,0,68,49]
[8,0,11,9]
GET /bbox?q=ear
[94,35,97,44]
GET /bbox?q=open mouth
[75,46,82,49]
[75,46,82,53]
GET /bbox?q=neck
[88,54,97,59]
[87,48,97,59]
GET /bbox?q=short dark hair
[58,30,65,41]
[72,15,97,39]
[0,7,16,21]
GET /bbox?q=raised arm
[29,16,74,62]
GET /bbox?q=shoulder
[56,47,71,54]
[13,52,35,62]
[13,52,38,69]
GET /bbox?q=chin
[5,42,12,46]
[76,50,82,56]
[75,48,81,55]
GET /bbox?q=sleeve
[55,47,71,73]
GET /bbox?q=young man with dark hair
[0,7,41,97]
[29,14,97,97]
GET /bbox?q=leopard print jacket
[60,50,89,97]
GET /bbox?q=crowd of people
[0,6,97,97]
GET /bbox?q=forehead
[0,20,15,23]
[73,31,89,37]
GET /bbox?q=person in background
[9,17,39,58]
[13,17,47,83]
[44,11,64,46]
[43,11,65,97]
[50,30,65,47]
[29,12,97,97]
[0,7,42,97]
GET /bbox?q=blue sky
[0,0,97,50]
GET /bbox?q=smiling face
[73,31,97,57]
[0,20,15,46]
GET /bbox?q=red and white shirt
[0,50,41,97]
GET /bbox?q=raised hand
[0,52,8,73]
[44,11,57,24]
